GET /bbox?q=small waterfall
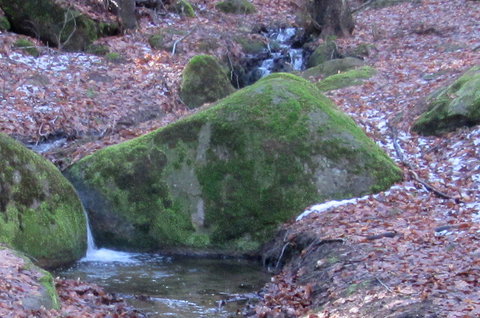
[84,209,97,255]
[81,209,137,263]
[255,27,305,80]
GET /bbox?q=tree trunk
[308,0,355,38]
[117,0,137,30]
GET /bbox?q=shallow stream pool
[56,250,269,317]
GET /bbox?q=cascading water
[247,27,306,84]
[81,209,137,263]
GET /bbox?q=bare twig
[57,9,77,50]
[171,27,197,56]
[352,0,375,14]
[375,276,394,293]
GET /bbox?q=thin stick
[171,27,197,56]
[376,276,394,293]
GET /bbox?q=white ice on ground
[296,197,365,221]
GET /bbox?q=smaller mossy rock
[215,0,256,14]
[66,73,401,254]
[13,38,40,57]
[172,0,195,17]
[307,40,340,68]
[0,15,10,31]
[0,133,86,268]
[412,66,480,135]
[235,35,267,54]
[86,44,110,56]
[0,248,60,310]
[0,0,119,51]
[104,52,124,63]
[303,57,365,79]
[180,55,235,109]
[317,66,377,92]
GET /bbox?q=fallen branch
[375,276,394,293]
[171,27,197,56]
[387,120,459,202]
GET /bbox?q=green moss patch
[172,0,195,17]
[0,15,10,31]
[0,0,119,51]
[0,133,86,268]
[316,66,377,92]
[413,65,480,135]
[215,0,256,14]
[235,35,267,54]
[13,38,40,57]
[303,57,365,79]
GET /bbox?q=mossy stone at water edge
[412,65,480,135]
[0,0,119,51]
[0,133,86,268]
[0,248,60,310]
[180,55,235,109]
[307,40,340,68]
[66,73,401,253]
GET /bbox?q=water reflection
[57,254,268,317]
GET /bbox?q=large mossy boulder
[0,133,86,268]
[412,66,480,135]
[180,55,235,109]
[0,0,119,51]
[66,73,401,253]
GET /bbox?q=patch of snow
[296,196,367,221]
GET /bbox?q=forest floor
[0,0,479,317]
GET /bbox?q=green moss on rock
[0,133,86,268]
[307,40,339,68]
[215,0,256,14]
[303,57,365,79]
[0,0,119,51]
[86,44,110,56]
[180,54,235,109]
[412,65,480,135]
[66,73,401,254]
[316,66,377,92]
[235,35,267,54]
[172,0,195,17]
[0,15,10,31]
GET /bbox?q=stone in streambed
[66,73,402,254]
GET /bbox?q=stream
[55,212,269,317]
